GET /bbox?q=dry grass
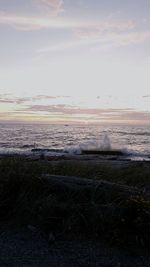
[0,157,149,247]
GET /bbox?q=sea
[0,123,150,160]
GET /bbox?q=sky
[0,0,150,125]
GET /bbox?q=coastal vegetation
[0,157,149,248]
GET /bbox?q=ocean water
[0,123,150,160]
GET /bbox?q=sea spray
[80,134,112,151]
[99,134,111,150]
[64,134,113,154]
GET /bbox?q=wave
[20,144,37,149]
[116,131,150,136]
[0,125,150,161]
[64,134,128,155]
[31,148,64,153]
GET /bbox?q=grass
[0,157,150,247]
[44,160,150,188]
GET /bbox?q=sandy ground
[0,223,150,267]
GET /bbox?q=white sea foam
[79,134,112,151]
[64,134,125,155]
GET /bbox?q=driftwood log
[42,175,150,203]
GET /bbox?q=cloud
[117,110,150,121]
[36,0,64,16]
[75,19,135,39]
[17,104,150,122]
[0,112,13,118]
[0,94,71,104]
[0,95,30,104]
[0,12,101,31]
[1,101,150,124]
[33,95,70,100]
[37,31,150,54]
[0,0,63,30]
[0,10,136,33]
[109,31,150,46]
[0,12,44,31]
[0,99,14,104]
[76,25,150,47]
[1,8,147,49]
[2,9,145,52]
[20,104,80,114]
[18,104,134,116]
[143,95,150,98]
[0,1,150,50]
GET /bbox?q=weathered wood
[42,175,149,202]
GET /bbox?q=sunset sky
[0,0,150,124]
